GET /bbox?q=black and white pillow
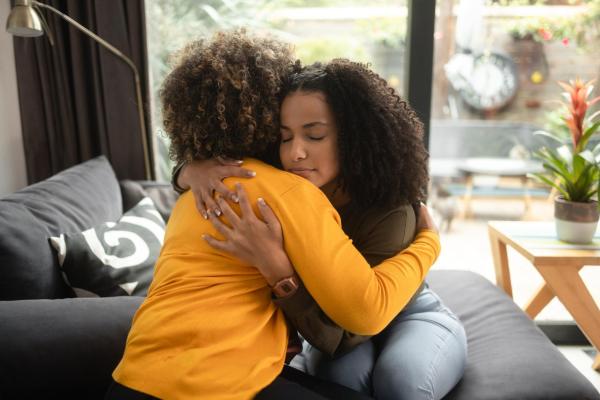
[49,197,165,297]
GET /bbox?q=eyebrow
[280,121,328,130]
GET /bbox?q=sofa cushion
[0,156,122,300]
[0,296,143,400]
[427,270,600,400]
[50,197,165,297]
[120,179,179,222]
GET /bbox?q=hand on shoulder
[417,203,438,234]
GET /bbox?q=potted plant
[530,78,600,243]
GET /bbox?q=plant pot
[554,196,599,244]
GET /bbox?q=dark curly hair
[281,59,429,209]
[161,30,294,162]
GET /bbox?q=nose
[290,139,307,162]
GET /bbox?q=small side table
[488,220,600,371]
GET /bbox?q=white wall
[0,0,27,196]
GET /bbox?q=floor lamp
[5,0,152,180]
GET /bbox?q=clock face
[459,53,518,112]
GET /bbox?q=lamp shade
[6,4,43,37]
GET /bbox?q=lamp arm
[32,0,152,180]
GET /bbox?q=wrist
[172,161,190,193]
[270,273,300,298]
[259,251,295,287]
[178,162,191,191]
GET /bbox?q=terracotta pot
[554,196,599,244]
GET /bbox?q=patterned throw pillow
[49,197,165,297]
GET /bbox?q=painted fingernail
[202,212,208,219]
[258,197,265,206]
[234,159,243,164]
[231,194,239,203]
[215,209,222,216]
[247,171,256,177]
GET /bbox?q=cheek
[326,142,340,174]
[279,144,290,168]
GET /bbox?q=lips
[288,168,315,178]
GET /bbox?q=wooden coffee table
[488,220,600,371]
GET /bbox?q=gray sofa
[0,156,598,399]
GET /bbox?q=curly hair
[281,59,429,209]
[161,30,294,163]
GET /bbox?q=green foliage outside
[356,17,406,48]
[146,0,283,180]
[294,37,370,65]
[505,0,600,49]
[146,0,402,180]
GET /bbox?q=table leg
[463,174,474,218]
[524,282,555,319]
[535,264,600,371]
[488,228,512,298]
[521,176,532,217]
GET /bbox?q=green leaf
[578,149,596,164]
[577,121,600,152]
[533,129,567,145]
[530,173,569,198]
[592,142,600,158]
[587,110,600,125]
[200,5,226,27]
[557,145,573,164]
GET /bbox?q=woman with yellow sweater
[109,31,440,400]
[179,60,467,400]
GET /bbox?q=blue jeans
[290,286,467,400]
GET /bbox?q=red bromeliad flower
[558,78,600,152]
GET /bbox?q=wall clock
[445,52,519,113]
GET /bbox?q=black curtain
[12,0,153,183]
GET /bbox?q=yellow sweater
[113,159,440,400]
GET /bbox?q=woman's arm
[204,181,439,336]
[275,205,418,357]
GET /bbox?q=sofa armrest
[0,296,143,400]
[120,180,178,222]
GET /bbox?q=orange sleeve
[273,184,440,336]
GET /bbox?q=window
[145,0,409,180]
[430,0,600,322]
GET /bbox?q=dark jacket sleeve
[171,161,188,194]
[275,205,417,357]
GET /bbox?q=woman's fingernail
[247,171,256,177]
[231,194,239,203]
[258,197,265,206]
[215,209,222,216]
[234,159,243,164]
[202,212,208,219]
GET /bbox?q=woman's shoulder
[341,202,416,252]
[343,202,415,227]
